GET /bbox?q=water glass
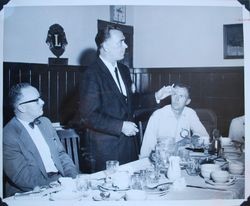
[177,147,190,163]
[130,173,142,190]
[186,158,200,176]
[105,160,119,175]
[139,169,148,189]
[76,174,90,197]
[145,170,159,187]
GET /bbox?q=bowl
[224,153,241,161]
[125,190,146,201]
[211,170,229,183]
[220,137,232,147]
[228,161,244,175]
[200,164,221,179]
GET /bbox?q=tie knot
[29,118,41,129]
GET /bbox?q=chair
[56,128,80,172]
[195,108,217,136]
[134,107,157,146]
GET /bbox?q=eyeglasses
[19,97,41,105]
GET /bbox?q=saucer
[145,184,169,195]
[98,184,130,192]
[205,177,236,187]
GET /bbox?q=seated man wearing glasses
[140,83,209,158]
[3,83,78,197]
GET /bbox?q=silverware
[186,184,227,191]
[98,185,129,192]
[146,182,172,189]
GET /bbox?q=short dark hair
[95,25,122,51]
[9,82,31,109]
[173,82,191,98]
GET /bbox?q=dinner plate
[205,177,236,187]
[49,190,83,200]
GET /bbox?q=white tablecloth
[4,158,245,205]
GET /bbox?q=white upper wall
[4,6,117,65]
[133,6,243,67]
[3,5,243,67]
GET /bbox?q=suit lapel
[13,118,48,177]
[97,58,129,108]
[37,119,64,174]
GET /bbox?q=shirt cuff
[155,93,160,104]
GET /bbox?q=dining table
[3,144,246,206]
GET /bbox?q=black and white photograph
[0,1,249,206]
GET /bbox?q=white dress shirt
[140,105,209,158]
[100,56,127,96]
[18,118,58,173]
[228,115,245,143]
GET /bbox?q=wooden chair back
[57,129,80,171]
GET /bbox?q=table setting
[5,134,245,203]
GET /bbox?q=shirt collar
[99,55,117,71]
[170,106,188,117]
[17,117,31,127]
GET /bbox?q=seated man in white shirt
[228,115,245,149]
[3,83,78,197]
[140,83,209,158]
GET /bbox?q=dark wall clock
[110,5,126,24]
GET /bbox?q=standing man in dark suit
[79,25,169,172]
[3,83,78,197]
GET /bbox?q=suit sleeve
[3,130,48,191]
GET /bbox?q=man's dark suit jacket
[3,116,78,197]
[79,57,138,172]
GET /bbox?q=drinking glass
[105,160,119,183]
[106,160,119,174]
[177,147,190,166]
[130,173,142,190]
[76,174,90,197]
[155,137,176,172]
[145,170,159,188]
[186,158,200,176]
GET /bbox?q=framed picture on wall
[223,23,244,59]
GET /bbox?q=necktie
[114,67,123,94]
[29,118,41,129]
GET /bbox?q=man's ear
[102,42,108,52]
[185,98,191,105]
[17,104,26,113]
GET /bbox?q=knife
[185,147,204,153]
[186,184,227,191]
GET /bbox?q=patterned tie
[29,118,41,129]
[114,67,123,94]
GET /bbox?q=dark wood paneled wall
[3,62,244,136]
[132,67,244,136]
[3,62,85,126]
